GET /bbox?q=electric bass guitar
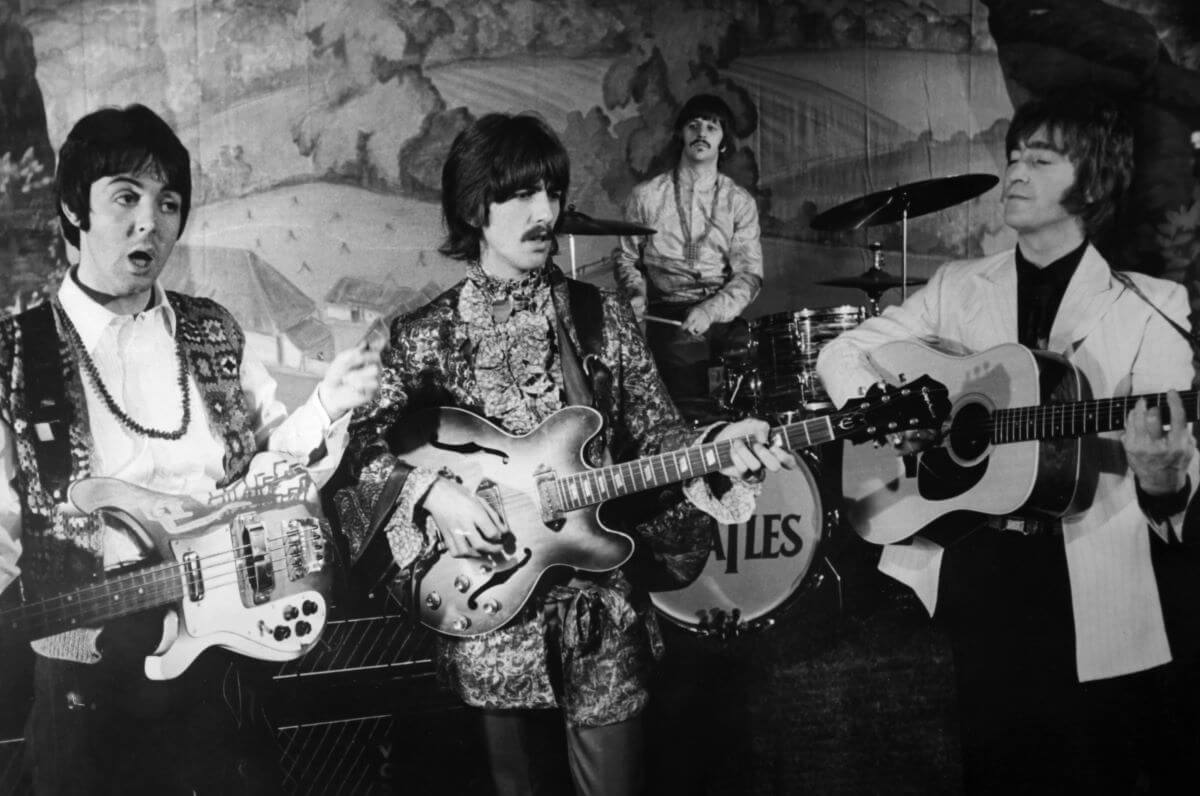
[842,340,1199,544]
[388,378,947,637]
[0,454,335,680]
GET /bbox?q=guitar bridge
[285,517,328,580]
[233,512,275,605]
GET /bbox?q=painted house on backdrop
[324,276,446,352]
[163,245,334,373]
[323,276,403,325]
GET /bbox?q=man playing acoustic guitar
[817,90,1200,793]
[0,104,381,794]
[333,112,794,796]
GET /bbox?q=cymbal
[818,269,927,294]
[560,207,655,237]
[810,173,999,232]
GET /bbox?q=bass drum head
[651,456,828,634]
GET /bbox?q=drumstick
[643,314,683,327]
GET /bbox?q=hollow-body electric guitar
[389,378,947,637]
[0,455,334,680]
[842,340,1199,544]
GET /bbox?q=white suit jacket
[816,245,1198,681]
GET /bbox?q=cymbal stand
[865,243,885,317]
[568,233,578,279]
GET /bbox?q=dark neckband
[70,267,156,313]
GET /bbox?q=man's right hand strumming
[422,477,509,558]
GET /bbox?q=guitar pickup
[232,512,275,605]
[182,551,204,602]
[532,466,565,529]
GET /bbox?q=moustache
[521,225,555,242]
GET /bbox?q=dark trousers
[481,709,645,796]
[935,526,1200,795]
[644,303,733,419]
[23,614,283,796]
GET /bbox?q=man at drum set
[614,93,763,419]
[816,89,1200,794]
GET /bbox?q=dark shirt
[1015,242,1189,520]
[1015,239,1088,350]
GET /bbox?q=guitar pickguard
[916,448,988,501]
[29,453,342,680]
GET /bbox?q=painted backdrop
[2,0,1200,402]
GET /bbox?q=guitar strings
[1,533,323,630]
[21,385,1176,630]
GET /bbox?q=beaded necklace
[54,302,192,440]
[673,167,721,267]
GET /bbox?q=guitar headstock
[836,375,949,444]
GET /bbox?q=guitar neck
[992,389,1200,443]
[0,562,183,641]
[554,414,841,512]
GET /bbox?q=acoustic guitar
[841,340,1197,544]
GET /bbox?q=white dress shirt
[0,276,351,593]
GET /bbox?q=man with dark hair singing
[614,93,763,412]
[334,112,792,795]
[0,103,381,794]
[817,91,1200,792]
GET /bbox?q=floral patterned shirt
[614,171,763,324]
[335,263,749,727]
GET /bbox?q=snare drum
[651,455,834,636]
[752,306,865,414]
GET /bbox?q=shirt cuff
[386,466,442,570]
[0,540,19,596]
[1137,476,1190,520]
[683,475,762,524]
[878,538,945,616]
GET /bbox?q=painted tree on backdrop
[0,0,63,311]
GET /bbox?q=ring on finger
[743,468,767,485]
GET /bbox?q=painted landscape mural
[2,0,1200,407]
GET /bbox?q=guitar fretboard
[553,415,842,512]
[0,562,184,639]
[992,389,1200,443]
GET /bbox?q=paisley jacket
[334,264,716,727]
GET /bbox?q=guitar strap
[15,302,74,498]
[561,279,610,410]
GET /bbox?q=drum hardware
[818,244,929,317]
[560,204,656,278]
[809,173,999,302]
[722,305,866,416]
[722,366,759,410]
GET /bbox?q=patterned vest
[0,291,258,599]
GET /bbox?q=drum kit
[559,173,999,638]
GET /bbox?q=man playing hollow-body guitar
[333,113,792,796]
[816,91,1200,793]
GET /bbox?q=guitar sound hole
[948,402,990,463]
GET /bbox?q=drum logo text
[712,512,806,574]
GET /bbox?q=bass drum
[651,452,836,636]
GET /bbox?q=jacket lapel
[965,251,1018,343]
[1046,245,1118,354]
